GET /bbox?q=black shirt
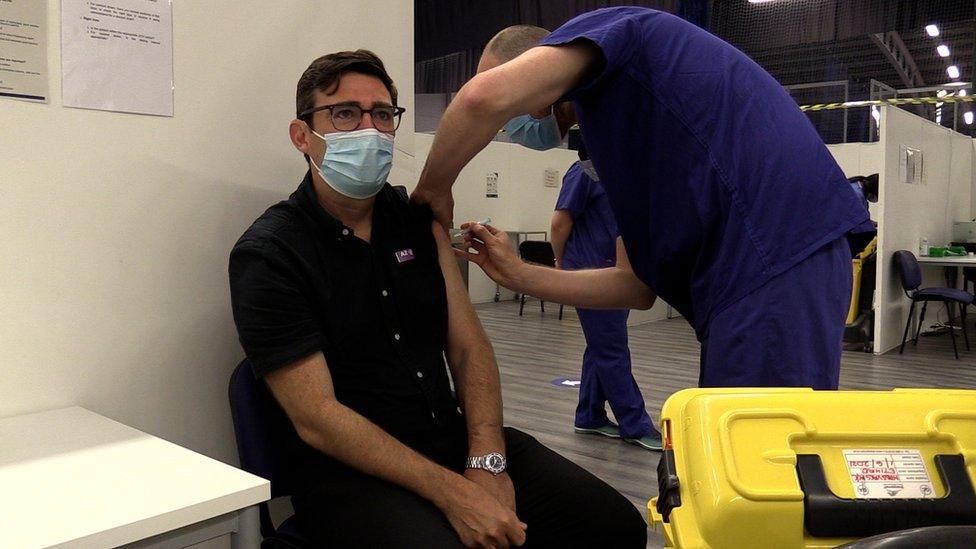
[229,173,464,478]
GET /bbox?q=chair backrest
[228,359,301,535]
[893,250,922,292]
[519,240,556,267]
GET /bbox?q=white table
[917,256,976,267]
[0,407,270,549]
[917,256,976,290]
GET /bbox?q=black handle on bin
[655,448,681,522]
[796,454,976,538]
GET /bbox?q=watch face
[485,452,506,474]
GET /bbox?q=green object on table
[929,246,966,257]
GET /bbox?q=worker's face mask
[307,126,393,199]
[580,159,600,181]
[504,108,563,151]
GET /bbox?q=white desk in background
[917,256,976,268]
[0,407,269,549]
[917,256,976,289]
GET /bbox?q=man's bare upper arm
[263,352,335,440]
[430,222,488,363]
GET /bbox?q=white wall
[827,142,883,220]
[972,140,976,217]
[0,0,414,465]
[874,106,974,354]
[413,133,672,324]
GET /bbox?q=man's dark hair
[296,49,398,129]
[485,25,550,63]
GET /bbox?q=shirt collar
[293,171,347,237]
[292,171,391,240]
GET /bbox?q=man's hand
[454,222,525,288]
[439,475,527,548]
[411,186,455,230]
[465,469,517,512]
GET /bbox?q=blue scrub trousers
[699,237,851,389]
[575,308,655,438]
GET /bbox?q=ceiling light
[948,65,961,79]
[937,45,950,57]
[937,89,948,97]
[926,24,940,37]
[966,112,974,125]
[961,89,968,97]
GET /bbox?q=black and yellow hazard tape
[799,95,975,112]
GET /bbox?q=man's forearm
[300,399,459,507]
[449,338,506,455]
[512,262,655,310]
[416,79,510,198]
[550,227,570,267]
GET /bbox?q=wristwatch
[465,452,507,475]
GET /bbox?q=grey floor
[478,300,976,548]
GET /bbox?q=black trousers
[293,427,647,548]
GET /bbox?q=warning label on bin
[843,449,935,499]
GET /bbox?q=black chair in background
[966,268,975,310]
[894,251,973,360]
[517,240,563,320]
[229,360,310,548]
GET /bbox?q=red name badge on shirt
[395,249,415,263]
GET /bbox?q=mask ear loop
[302,120,328,178]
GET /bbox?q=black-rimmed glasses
[299,103,406,132]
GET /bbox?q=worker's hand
[465,469,517,513]
[411,186,454,230]
[455,222,525,288]
[439,475,527,548]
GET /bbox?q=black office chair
[229,360,311,548]
[966,268,975,306]
[894,251,974,359]
[517,240,563,319]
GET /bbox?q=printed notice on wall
[62,0,173,116]
[843,449,936,499]
[0,0,49,102]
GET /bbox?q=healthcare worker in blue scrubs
[413,7,873,389]
[553,158,660,450]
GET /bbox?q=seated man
[229,49,646,548]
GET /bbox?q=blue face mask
[504,109,563,151]
[308,127,394,199]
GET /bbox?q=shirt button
[416,371,424,378]
[381,290,388,297]
[341,228,350,236]
[394,333,401,341]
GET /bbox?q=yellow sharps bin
[648,388,976,548]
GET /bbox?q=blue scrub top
[849,180,869,212]
[555,162,618,270]
[540,7,871,338]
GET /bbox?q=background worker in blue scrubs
[413,7,873,389]
[552,158,660,450]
